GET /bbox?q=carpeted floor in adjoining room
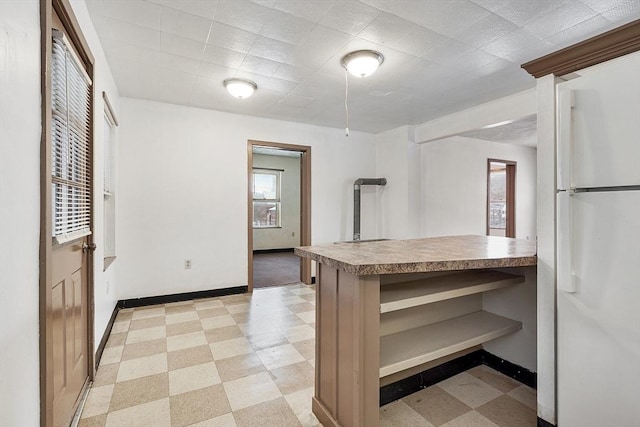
[253,251,301,288]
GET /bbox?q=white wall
[421,136,536,241]
[0,2,41,425]
[0,2,119,424]
[375,126,422,239]
[252,154,301,250]
[117,98,377,299]
[69,0,122,353]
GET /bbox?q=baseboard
[538,417,555,427]
[117,286,248,309]
[253,248,294,254]
[380,350,484,406]
[481,349,537,388]
[380,349,537,406]
[94,303,120,369]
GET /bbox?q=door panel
[557,52,640,188]
[557,191,640,426]
[51,241,88,427]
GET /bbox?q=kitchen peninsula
[295,235,537,427]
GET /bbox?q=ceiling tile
[289,25,353,69]
[386,25,449,57]
[101,0,162,30]
[161,32,206,60]
[599,1,640,22]
[482,29,555,63]
[422,37,476,65]
[96,17,162,50]
[491,0,569,26]
[524,1,597,37]
[86,0,640,134]
[318,1,381,36]
[160,6,214,42]
[545,15,613,47]
[196,61,234,80]
[206,22,259,54]
[259,9,314,45]
[239,55,282,77]
[147,0,219,20]
[273,0,335,23]
[249,37,297,63]
[278,94,315,107]
[452,13,519,48]
[578,0,634,14]
[202,44,246,68]
[215,0,272,33]
[381,0,491,38]
[358,12,412,45]
[273,63,313,83]
[252,75,297,95]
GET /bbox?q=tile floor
[79,283,536,427]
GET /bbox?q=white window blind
[51,30,92,244]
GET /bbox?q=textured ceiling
[85,0,640,134]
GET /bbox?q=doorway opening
[487,159,516,238]
[248,141,311,291]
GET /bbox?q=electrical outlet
[185,260,192,269]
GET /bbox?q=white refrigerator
[556,51,640,426]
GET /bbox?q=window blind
[51,30,92,244]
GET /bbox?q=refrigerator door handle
[557,190,576,293]
[557,88,575,190]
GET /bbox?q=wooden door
[42,5,95,425]
[51,240,89,427]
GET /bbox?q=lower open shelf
[379,310,522,378]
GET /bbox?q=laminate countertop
[294,235,537,275]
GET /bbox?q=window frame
[252,168,282,229]
[102,91,118,270]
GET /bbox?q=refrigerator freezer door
[556,52,640,189]
[557,190,640,427]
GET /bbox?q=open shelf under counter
[380,270,525,313]
[379,310,522,378]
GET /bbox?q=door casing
[40,0,96,425]
[248,140,312,292]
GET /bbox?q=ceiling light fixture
[341,50,384,78]
[223,78,257,99]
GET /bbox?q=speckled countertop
[294,235,537,275]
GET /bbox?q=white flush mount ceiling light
[341,50,384,78]
[223,78,257,99]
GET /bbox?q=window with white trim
[103,92,118,269]
[51,30,92,244]
[252,169,281,228]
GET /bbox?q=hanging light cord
[344,69,350,137]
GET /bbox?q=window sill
[104,256,116,271]
[253,226,283,229]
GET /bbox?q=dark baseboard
[538,417,555,427]
[380,350,484,406]
[482,349,537,388]
[95,303,119,369]
[95,286,247,367]
[380,349,537,406]
[253,248,294,254]
[117,286,248,309]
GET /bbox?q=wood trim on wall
[521,19,640,78]
[247,140,312,292]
